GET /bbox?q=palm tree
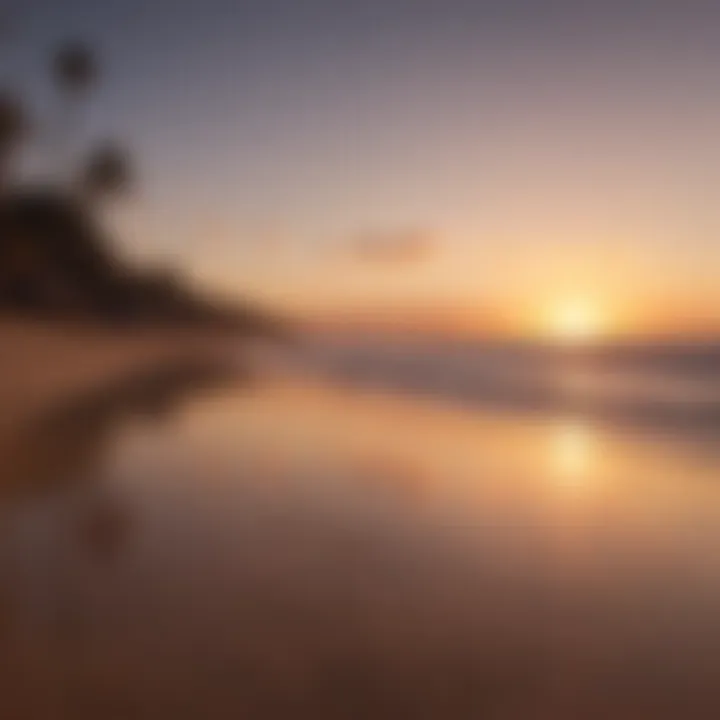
[51,42,97,174]
[79,142,132,202]
[0,91,28,188]
[53,42,96,95]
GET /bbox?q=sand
[0,321,240,430]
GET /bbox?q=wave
[296,337,720,434]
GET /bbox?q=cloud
[352,229,437,265]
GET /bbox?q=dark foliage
[0,39,285,337]
[53,42,97,95]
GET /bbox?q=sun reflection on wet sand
[550,420,595,488]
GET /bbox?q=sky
[4,0,720,337]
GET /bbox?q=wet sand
[1,351,720,718]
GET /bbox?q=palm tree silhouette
[0,91,28,188]
[79,141,133,202]
[51,42,97,175]
[53,42,96,93]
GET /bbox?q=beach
[1,332,719,718]
[4,2,720,716]
[0,321,241,427]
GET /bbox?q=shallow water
[1,369,720,719]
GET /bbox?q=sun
[546,299,605,343]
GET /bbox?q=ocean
[296,335,720,434]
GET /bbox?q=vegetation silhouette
[0,39,283,334]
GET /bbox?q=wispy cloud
[352,229,436,265]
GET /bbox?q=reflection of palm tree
[0,358,241,502]
[0,360,241,574]
[0,397,115,499]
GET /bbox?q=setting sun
[546,300,606,342]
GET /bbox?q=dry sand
[0,321,240,430]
